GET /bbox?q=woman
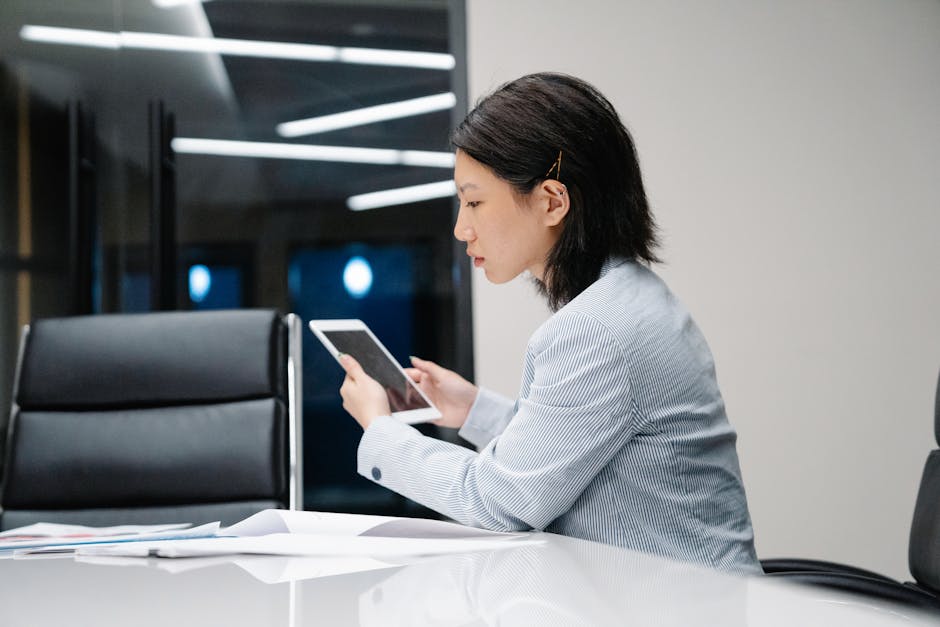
[338,73,760,575]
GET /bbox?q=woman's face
[453,150,565,284]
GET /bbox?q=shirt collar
[599,256,629,279]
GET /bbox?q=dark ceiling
[0,0,459,208]
[190,0,457,207]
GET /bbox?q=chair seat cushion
[3,398,286,508]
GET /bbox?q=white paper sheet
[223,509,522,539]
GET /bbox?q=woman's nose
[453,208,475,242]
[453,224,475,242]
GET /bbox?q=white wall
[465,0,940,579]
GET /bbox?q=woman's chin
[480,266,500,283]
[481,267,520,285]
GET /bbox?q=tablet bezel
[308,319,441,424]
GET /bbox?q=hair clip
[544,150,563,180]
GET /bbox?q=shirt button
[371,467,382,481]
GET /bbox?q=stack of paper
[5,509,539,561]
[0,521,219,556]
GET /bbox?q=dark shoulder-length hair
[451,72,660,311]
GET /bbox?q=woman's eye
[465,201,481,209]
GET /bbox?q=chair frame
[285,313,304,510]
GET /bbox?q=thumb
[409,355,444,379]
[338,353,364,379]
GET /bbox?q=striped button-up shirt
[358,258,761,574]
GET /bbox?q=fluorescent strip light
[152,0,213,8]
[338,47,453,69]
[20,25,455,70]
[120,31,338,62]
[347,180,456,211]
[171,138,454,168]
[277,92,456,138]
[20,25,120,49]
[399,151,456,168]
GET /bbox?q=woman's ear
[540,180,570,227]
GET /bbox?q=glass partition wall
[0,0,470,516]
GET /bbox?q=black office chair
[761,368,940,614]
[0,309,303,530]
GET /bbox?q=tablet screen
[322,330,431,412]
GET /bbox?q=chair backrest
[909,368,940,592]
[0,309,303,530]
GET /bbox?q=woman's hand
[338,354,390,430]
[406,356,478,429]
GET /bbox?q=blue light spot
[189,264,212,303]
[343,256,373,299]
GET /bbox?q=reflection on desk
[357,537,745,626]
[0,533,934,626]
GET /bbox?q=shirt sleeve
[457,387,515,449]
[357,312,635,532]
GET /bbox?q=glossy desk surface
[0,532,935,626]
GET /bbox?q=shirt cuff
[458,387,515,449]
[357,415,420,486]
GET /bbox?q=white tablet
[308,319,441,424]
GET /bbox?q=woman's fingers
[403,367,424,384]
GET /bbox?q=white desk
[0,533,934,626]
